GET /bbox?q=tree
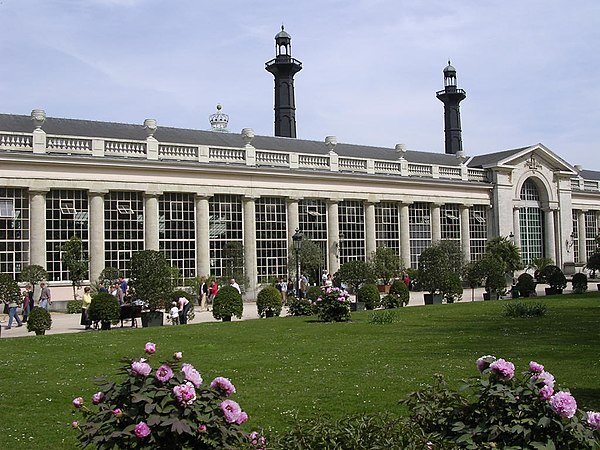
[486,236,524,273]
[335,260,375,294]
[18,264,48,288]
[585,252,600,279]
[0,272,20,305]
[128,250,172,311]
[369,246,401,285]
[288,237,324,283]
[418,240,465,296]
[61,235,88,301]
[222,242,248,289]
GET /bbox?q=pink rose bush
[71,343,257,449]
[313,286,352,322]
[403,356,600,448]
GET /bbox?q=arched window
[519,179,544,264]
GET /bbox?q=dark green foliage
[256,285,283,318]
[516,272,536,296]
[98,266,120,286]
[88,292,120,324]
[586,252,600,278]
[542,265,567,290]
[18,264,48,286]
[0,272,20,305]
[212,285,243,320]
[171,289,193,304]
[478,255,507,296]
[61,235,88,301]
[128,250,173,311]
[336,260,375,293]
[67,300,83,314]
[445,272,463,303]
[313,286,351,322]
[418,240,464,300]
[503,301,547,318]
[26,306,52,334]
[222,242,247,290]
[486,236,524,272]
[370,246,401,284]
[266,413,429,449]
[403,360,598,449]
[572,272,588,294]
[382,280,409,308]
[286,296,314,316]
[288,237,325,284]
[305,285,322,302]
[357,283,380,310]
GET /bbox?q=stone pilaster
[287,198,300,249]
[460,205,471,262]
[88,191,106,283]
[513,206,521,248]
[29,189,48,269]
[327,201,340,275]
[577,210,587,262]
[544,208,556,263]
[399,202,411,269]
[195,195,210,278]
[431,203,442,243]
[365,202,376,259]
[144,193,160,251]
[243,196,258,296]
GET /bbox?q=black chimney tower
[436,61,466,154]
[265,26,302,138]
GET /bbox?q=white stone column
[144,193,160,251]
[243,196,258,296]
[195,195,210,278]
[327,201,340,275]
[544,208,556,263]
[399,202,411,269]
[88,191,106,283]
[431,203,442,243]
[460,205,471,262]
[578,210,587,263]
[365,202,376,259]
[287,198,300,249]
[29,189,48,269]
[513,206,521,247]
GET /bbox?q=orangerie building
[0,28,599,298]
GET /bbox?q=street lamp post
[292,228,303,297]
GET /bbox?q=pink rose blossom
[173,351,183,360]
[528,361,544,373]
[173,382,197,406]
[181,363,202,387]
[236,411,248,425]
[220,399,242,423]
[134,421,151,438]
[539,384,554,400]
[71,421,79,428]
[155,364,174,383]
[489,358,515,380]
[72,397,84,408]
[476,355,495,372]
[91,391,105,405]
[550,391,578,419]
[586,411,600,430]
[210,376,236,396]
[112,408,123,417]
[198,424,207,433]
[131,360,152,377]
[144,342,156,354]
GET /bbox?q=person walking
[169,302,180,325]
[178,295,190,325]
[22,284,34,323]
[229,278,241,294]
[208,280,218,311]
[199,280,209,311]
[39,282,51,311]
[5,297,23,329]
[81,286,92,330]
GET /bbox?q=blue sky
[1,0,598,169]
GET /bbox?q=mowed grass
[0,294,599,449]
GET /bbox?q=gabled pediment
[474,144,577,175]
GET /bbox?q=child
[169,301,179,325]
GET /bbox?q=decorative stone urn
[241,128,255,147]
[144,118,158,138]
[395,143,407,159]
[31,109,46,130]
[325,135,337,152]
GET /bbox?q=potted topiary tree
[61,235,89,301]
[527,256,554,283]
[516,273,536,297]
[357,283,381,310]
[88,292,120,330]
[445,272,463,304]
[478,255,506,301]
[369,246,401,293]
[128,250,173,327]
[418,241,464,305]
[256,285,283,318]
[382,279,410,308]
[585,252,600,289]
[571,272,588,294]
[27,306,52,335]
[541,265,567,295]
[212,285,243,322]
[336,260,375,295]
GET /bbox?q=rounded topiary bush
[171,289,193,304]
[256,285,283,318]
[67,300,84,314]
[357,283,381,310]
[286,296,314,316]
[571,272,588,294]
[212,285,243,321]
[516,273,536,297]
[27,306,52,335]
[306,285,322,302]
[88,292,120,325]
[542,265,567,291]
[382,280,409,308]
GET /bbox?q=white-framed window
[0,199,15,218]
[209,194,243,279]
[159,193,196,279]
[409,203,431,268]
[339,200,365,263]
[256,198,287,282]
[375,202,400,255]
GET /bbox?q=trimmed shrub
[572,272,588,294]
[503,301,547,318]
[26,306,52,335]
[286,296,314,316]
[256,286,283,318]
[212,285,243,320]
[516,272,536,296]
[382,280,409,308]
[357,283,380,310]
[306,285,322,302]
[88,292,120,325]
[67,300,83,314]
[542,265,567,290]
[313,286,351,322]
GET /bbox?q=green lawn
[1,294,599,449]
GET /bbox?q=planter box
[377,285,391,294]
[511,289,520,299]
[545,287,563,296]
[350,302,366,311]
[141,311,164,328]
[424,293,443,305]
[483,292,499,301]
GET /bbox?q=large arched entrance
[519,179,545,264]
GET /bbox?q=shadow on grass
[570,388,600,410]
